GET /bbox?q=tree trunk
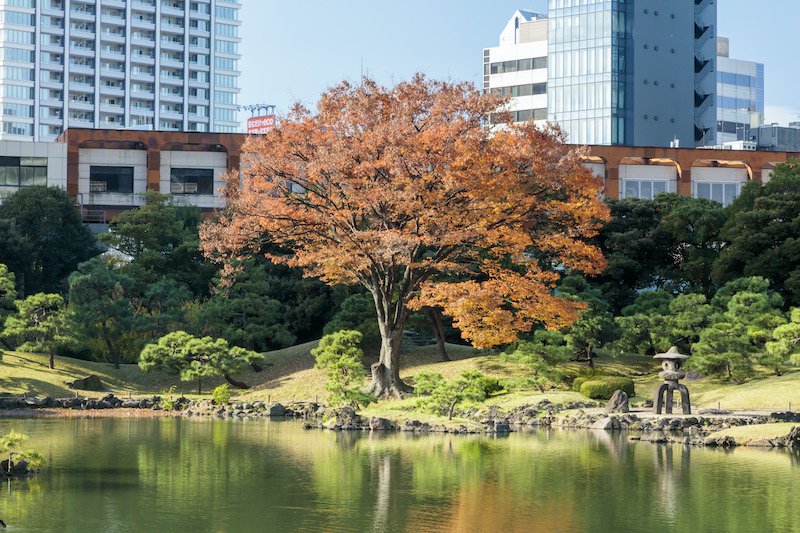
[224,373,251,389]
[425,308,450,361]
[364,322,411,398]
[197,376,202,395]
[48,352,54,370]
[448,400,457,420]
[586,346,594,368]
[101,322,119,369]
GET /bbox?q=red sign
[247,115,276,135]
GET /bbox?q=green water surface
[0,418,797,532]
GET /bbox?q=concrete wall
[0,141,67,201]
[159,151,228,209]
[78,148,148,207]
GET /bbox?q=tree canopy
[139,331,264,393]
[714,160,800,306]
[201,75,609,396]
[0,187,97,295]
[100,191,215,297]
[2,292,74,369]
[68,258,136,368]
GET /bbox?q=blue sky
[239,1,799,125]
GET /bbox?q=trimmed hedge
[571,376,589,392]
[579,377,636,400]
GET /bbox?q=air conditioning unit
[183,182,198,193]
[90,181,107,192]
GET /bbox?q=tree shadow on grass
[0,376,74,397]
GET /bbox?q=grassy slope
[1,345,798,411]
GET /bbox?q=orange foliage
[201,75,608,350]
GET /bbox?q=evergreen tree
[0,187,97,295]
[68,258,136,368]
[2,293,75,369]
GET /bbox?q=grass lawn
[0,351,222,399]
[705,423,799,445]
[1,343,798,413]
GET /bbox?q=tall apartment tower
[716,36,764,145]
[0,0,242,142]
[485,1,718,147]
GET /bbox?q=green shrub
[571,376,589,392]
[475,376,504,397]
[212,384,232,405]
[579,377,635,400]
[414,370,487,420]
[312,330,374,408]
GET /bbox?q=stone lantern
[653,346,691,415]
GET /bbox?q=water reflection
[0,419,797,533]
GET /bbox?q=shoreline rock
[1,394,798,448]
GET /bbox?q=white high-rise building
[0,0,241,142]
[483,10,548,125]
[716,37,764,145]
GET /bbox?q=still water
[0,418,797,533]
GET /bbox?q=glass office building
[547,0,632,145]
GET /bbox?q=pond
[0,418,797,532]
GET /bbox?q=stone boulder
[775,426,800,448]
[268,403,287,417]
[369,417,394,431]
[605,390,629,413]
[68,375,105,392]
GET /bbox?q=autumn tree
[201,75,608,397]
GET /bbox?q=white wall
[78,148,147,207]
[583,162,605,180]
[619,164,678,182]
[159,151,227,209]
[691,166,749,183]
[0,141,67,200]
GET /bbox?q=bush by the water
[212,384,232,405]
[414,370,490,420]
[312,330,375,408]
[579,377,636,400]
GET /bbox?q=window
[0,157,47,189]
[1,122,33,137]
[215,40,237,54]
[1,47,34,63]
[214,90,236,104]
[1,103,33,118]
[214,107,237,122]
[621,179,668,200]
[694,182,741,207]
[214,74,236,88]
[0,29,34,44]
[215,6,238,20]
[215,56,237,71]
[215,23,237,37]
[89,166,134,193]
[170,168,213,195]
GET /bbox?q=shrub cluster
[579,377,635,400]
